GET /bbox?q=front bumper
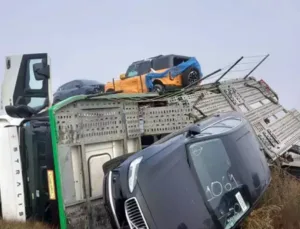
[103,170,156,229]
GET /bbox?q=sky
[0,0,299,109]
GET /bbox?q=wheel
[102,153,135,175]
[182,67,201,87]
[152,83,165,93]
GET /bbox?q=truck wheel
[102,153,135,175]
[152,83,165,93]
[106,88,115,93]
[182,68,201,87]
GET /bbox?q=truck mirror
[33,58,50,80]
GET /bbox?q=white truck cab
[1,53,52,117]
[0,53,52,221]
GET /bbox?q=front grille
[125,197,149,229]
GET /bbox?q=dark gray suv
[103,111,271,229]
[53,79,104,104]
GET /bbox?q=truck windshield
[188,138,250,229]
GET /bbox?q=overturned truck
[1,53,300,229]
[46,76,300,229]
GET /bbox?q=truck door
[1,53,52,118]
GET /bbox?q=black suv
[103,111,271,229]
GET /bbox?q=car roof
[57,79,101,89]
[130,54,192,65]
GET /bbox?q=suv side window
[152,56,172,70]
[65,81,78,90]
[173,57,189,66]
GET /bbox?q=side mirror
[120,73,126,80]
[33,58,50,80]
[186,125,201,138]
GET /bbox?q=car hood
[136,145,215,229]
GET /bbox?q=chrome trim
[125,197,149,229]
[108,171,120,229]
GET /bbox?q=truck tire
[102,153,135,175]
[182,67,201,87]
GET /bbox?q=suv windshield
[188,138,250,229]
[126,61,151,77]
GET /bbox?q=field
[1,166,300,229]
[0,220,54,229]
[242,166,300,229]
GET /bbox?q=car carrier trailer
[1,53,300,229]
[47,76,300,229]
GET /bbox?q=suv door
[123,61,151,92]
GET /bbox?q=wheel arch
[152,79,164,86]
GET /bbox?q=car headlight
[128,156,143,193]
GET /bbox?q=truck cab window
[27,97,46,108]
[28,59,43,90]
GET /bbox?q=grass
[0,220,54,229]
[242,166,300,229]
[1,166,300,229]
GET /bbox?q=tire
[102,153,135,175]
[152,83,165,93]
[182,67,201,87]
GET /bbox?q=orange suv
[105,54,203,93]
